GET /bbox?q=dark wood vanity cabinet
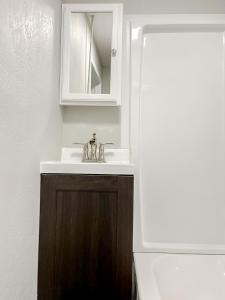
[38,174,133,300]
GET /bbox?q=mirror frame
[60,3,123,106]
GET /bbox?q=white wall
[0,0,62,299]
[63,0,225,14]
[62,106,121,147]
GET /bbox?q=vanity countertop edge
[40,148,134,175]
[40,161,134,175]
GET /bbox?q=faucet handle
[98,142,114,162]
[73,142,89,161]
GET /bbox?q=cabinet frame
[38,174,133,299]
[60,4,123,106]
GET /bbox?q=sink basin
[40,148,134,175]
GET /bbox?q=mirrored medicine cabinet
[60,4,123,106]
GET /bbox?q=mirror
[61,4,123,106]
[70,12,113,95]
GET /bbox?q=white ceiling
[63,0,225,14]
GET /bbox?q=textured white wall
[0,0,62,299]
[63,0,225,14]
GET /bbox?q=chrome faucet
[89,133,97,161]
[73,133,113,163]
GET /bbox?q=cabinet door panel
[38,175,133,300]
[55,190,118,299]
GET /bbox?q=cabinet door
[38,175,133,300]
[61,4,123,106]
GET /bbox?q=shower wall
[131,16,225,253]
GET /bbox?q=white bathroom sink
[40,148,134,175]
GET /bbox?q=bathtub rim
[134,252,225,300]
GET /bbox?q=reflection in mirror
[69,12,112,95]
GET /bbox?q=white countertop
[40,148,134,175]
[40,161,134,175]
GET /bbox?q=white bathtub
[134,253,225,300]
